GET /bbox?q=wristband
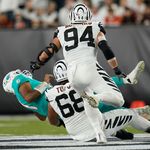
[34,82,48,94]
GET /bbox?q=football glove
[30,61,43,73]
[113,67,127,78]
[98,22,106,35]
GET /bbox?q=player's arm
[30,30,61,72]
[34,112,46,121]
[19,82,42,103]
[19,74,53,103]
[48,104,65,127]
[96,24,126,77]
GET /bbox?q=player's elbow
[48,118,58,126]
[38,117,46,121]
[96,32,106,44]
[34,113,47,121]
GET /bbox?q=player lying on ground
[46,60,150,143]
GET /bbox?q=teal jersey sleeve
[12,74,49,117]
[111,76,124,87]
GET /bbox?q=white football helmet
[3,69,33,94]
[3,69,21,94]
[69,3,92,24]
[53,60,68,83]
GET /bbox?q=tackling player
[2,60,144,123]
[2,61,147,143]
[46,60,150,143]
[2,65,136,122]
[30,3,127,110]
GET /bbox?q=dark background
[0,25,150,114]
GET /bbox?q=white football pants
[103,108,150,136]
[67,61,124,107]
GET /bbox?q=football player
[3,61,147,143]
[2,60,144,124]
[46,59,150,143]
[2,70,51,121]
[30,4,129,141]
[30,3,127,110]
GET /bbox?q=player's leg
[131,105,150,132]
[84,78,124,108]
[86,63,125,107]
[83,100,107,143]
[67,61,96,92]
[103,108,150,137]
[103,108,134,137]
[97,61,145,112]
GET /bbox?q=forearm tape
[98,40,115,60]
[37,43,58,64]
[34,82,48,94]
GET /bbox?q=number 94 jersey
[57,22,101,64]
[45,82,96,141]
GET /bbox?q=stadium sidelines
[0,134,150,150]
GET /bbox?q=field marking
[0,134,150,149]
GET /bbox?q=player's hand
[98,22,106,35]
[44,74,54,83]
[30,61,41,73]
[113,67,128,78]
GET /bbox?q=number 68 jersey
[45,82,96,141]
[56,22,102,64]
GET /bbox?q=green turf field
[0,115,144,136]
[0,115,67,136]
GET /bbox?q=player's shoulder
[57,25,68,30]
[56,25,71,38]
[45,84,63,102]
[91,21,103,27]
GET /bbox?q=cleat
[135,105,150,115]
[115,129,134,140]
[81,92,99,108]
[123,61,145,84]
[96,132,107,144]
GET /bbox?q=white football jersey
[57,22,101,64]
[45,82,96,141]
[45,82,135,141]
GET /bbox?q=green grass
[0,115,67,136]
[0,115,144,136]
